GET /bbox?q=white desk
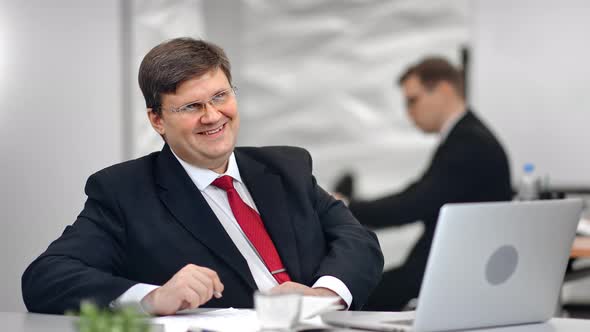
[2,311,590,332]
[474,318,590,332]
[0,312,164,332]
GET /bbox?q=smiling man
[21,38,383,315]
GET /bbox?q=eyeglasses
[167,86,237,114]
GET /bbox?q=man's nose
[200,103,222,123]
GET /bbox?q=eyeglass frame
[162,86,238,114]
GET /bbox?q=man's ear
[147,109,165,136]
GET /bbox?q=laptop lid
[322,199,583,332]
[414,199,583,331]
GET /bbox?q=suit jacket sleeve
[302,152,384,310]
[22,170,137,314]
[348,133,496,229]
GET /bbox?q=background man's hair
[138,37,232,115]
[398,57,464,98]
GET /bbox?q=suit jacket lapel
[155,144,257,290]
[235,149,302,282]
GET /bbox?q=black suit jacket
[349,111,511,283]
[22,145,383,314]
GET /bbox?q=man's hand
[141,264,224,315]
[270,282,345,305]
[330,192,349,206]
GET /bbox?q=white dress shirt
[114,149,352,310]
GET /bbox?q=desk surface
[571,236,590,258]
[0,312,166,332]
[2,311,590,332]
[0,312,76,332]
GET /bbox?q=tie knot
[212,175,235,192]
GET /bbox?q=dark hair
[398,57,464,98]
[138,37,232,115]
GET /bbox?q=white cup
[254,291,302,331]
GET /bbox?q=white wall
[237,0,470,198]
[0,0,123,311]
[471,0,590,188]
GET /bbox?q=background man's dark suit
[22,145,383,314]
[349,111,512,310]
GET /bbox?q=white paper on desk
[151,296,341,332]
[152,308,257,332]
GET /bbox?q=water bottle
[517,163,540,200]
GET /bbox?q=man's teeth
[204,125,223,135]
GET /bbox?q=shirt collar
[169,148,243,191]
[439,109,467,142]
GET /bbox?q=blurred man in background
[335,57,512,311]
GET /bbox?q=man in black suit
[22,37,383,315]
[336,57,512,311]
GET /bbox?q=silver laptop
[323,199,584,332]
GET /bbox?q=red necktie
[212,175,291,284]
